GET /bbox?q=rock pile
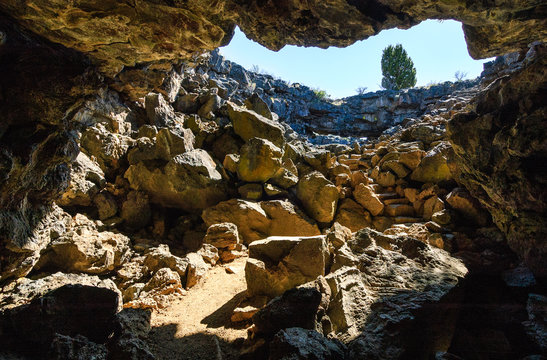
[0,44,544,360]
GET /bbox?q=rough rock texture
[296,172,339,223]
[269,328,346,360]
[35,214,131,275]
[202,199,320,244]
[1,0,545,75]
[246,236,329,297]
[252,287,323,336]
[125,149,228,211]
[448,43,547,277]
[0,272,121,353]
[0,204,71,282]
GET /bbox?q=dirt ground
[147,257,249,360]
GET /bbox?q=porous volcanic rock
[448,43,547,278]
[202,199,320,244]
[125,149,228,211]
[1,0,545,74]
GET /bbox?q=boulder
[245,236,328,297]
[325,267,369,339]
[446,187,490,226]
[334,199,372,232]
[125,149,227,211]
[238,183,263,200]
[35,214,131,275]
[121,191,152,230]
[320,229,469,356]
[252,287,323,335]
[269,328,346,360]
[0,204,71,282]
[411,142,454,183]
[399,148,426,170]
[153,127,195,160]
[227,102,285,147]
[296,171,339,223]
[80,124,134,174]
[142,244,189,280]
[58,152,105,207]
[145,93,184,128]
[49,334,108,360]
[423,196,445,220]
[353,184,384,216]
[237,138,283,183]
[127,127,195,164]
[326,222,353,249]
[202,199,320,245]
[0,273,121,350]
[244,93,273,120]
[204,222,240,250]
[94,192,118,220]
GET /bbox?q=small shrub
[454,70,468,82]
[313,88,330,100]
[356,86,368,95]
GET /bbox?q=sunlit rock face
[0,0,546,74]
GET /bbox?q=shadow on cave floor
[350,271,544,360]
[201,290,248,329]
[147,323,244,360]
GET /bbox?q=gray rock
[269,328,346,360]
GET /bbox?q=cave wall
[0,0,546,277]
[448,43,547,278]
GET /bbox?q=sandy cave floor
[147,257,249,360]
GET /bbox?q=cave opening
[0,2,545,360]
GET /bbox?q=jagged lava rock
[296,171,339,223]
[202,199,320,244]
[246,236,328,298]
[237,138,283,183]
[125,149,228,211]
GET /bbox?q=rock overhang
[0,0,545,75]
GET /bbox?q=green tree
[380,44,417,90]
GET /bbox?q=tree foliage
[380,44,417,90]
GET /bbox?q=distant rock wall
[204,50,480,143]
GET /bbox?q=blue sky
[219,20,494,99]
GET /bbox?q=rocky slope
[1,44,545,359]
[206,49,481,143]
[0,1,546,359]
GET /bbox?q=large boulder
[125,149,228,211]
[334,199,372,232]
[145,92,184,128]
[245,235,328,297]
[410,142,454,183]
[252,287,323,335]
[296,171,339,223]
[202,199,320,245]
[0,204,71,282]
[353,183,384,216]
[35,213,131,275]
[324,228,468,357]
[128,127,195,164]
[237,137,283,183]
[269,328,346,360]
[58,152,105,207]
[0,272,121,352]
[227,102,285,147]
[80,124,134,175]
